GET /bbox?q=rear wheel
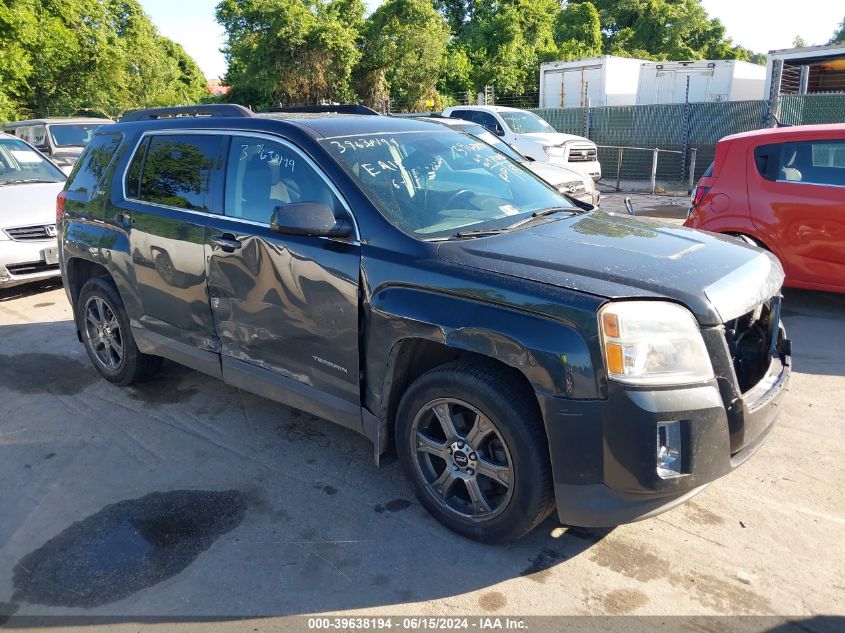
[77,277,162,386]
[396,361,554,543]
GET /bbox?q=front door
[205,134,362,429]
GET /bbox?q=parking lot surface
[0,277,843,623]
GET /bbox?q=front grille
[724,298,780,393]
[6,261,60,275]
[4,224,55,241]
[567,146,597,163]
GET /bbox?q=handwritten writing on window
[239,144,295,172]
[329,137,401,154]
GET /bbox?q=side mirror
[270,202,353,238]
[494,126,505,137]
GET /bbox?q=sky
[139,0,844,81]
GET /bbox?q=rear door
[205,133,362,429]
[749,136,845,288]
[122,132,225,357]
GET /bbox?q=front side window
[137,135,223,211]
[0,138,66,186]
[225,138,341,224]
[498,111,555,134]
[472,112,504,135]
[66,133,123,195]
[50,123,106,148]
[321,129,574,239]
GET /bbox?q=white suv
[442,105,601,181]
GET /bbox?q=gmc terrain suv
[58,105,791,543]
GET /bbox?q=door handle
[211,234,242,252]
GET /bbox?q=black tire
[396,360,554,543]
[77,276,162,386]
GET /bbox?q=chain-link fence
[530,94,844,190]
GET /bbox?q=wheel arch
[363,287,600,458]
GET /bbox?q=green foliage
[555,1,602,60]
[217,0,363,110]
[831,16,845,44]
[462,0,559,95]
[0,0,207,122]
[570,0,756,62]
[355,0,450,111]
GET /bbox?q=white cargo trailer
[636,60,765,104]
[539,56,647,108]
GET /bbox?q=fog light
[657,421,683,478]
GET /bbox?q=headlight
[543,145,565,158]
[599,301,714,386]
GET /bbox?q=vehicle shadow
[0,279,63,303]
[780,288,845,378]
[0,318,614,621]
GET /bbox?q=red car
[685,124,845,294]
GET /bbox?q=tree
[216,0,363,109]
[831,16,845,43]
[570,0,753,61]
[0,0,208,122]
[462,0,559,95]
[356,0,450,111]
[554,1,602,60]
[792,35,807,48]
[433,0,473,35]
[0,0,36,120]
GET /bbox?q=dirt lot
[1,262,843,627]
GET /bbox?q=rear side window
[702,162,714,178]
[67,133,123,195]
[754,144,781,181]
[134,135,224,211]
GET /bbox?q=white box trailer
[539,56,647,108]
[636,60,766,104]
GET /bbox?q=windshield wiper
[506,206,575,229]
[454,206,574,239]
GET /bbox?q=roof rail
[265,104,380,116]
[118,104,254,122]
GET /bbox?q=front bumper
[541,328,790,527]
[0,239,61,288]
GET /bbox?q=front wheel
[77,277,162,386]
[396,361,554,543]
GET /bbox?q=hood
[525,162,590,188]
[0,181,65,230]
[519,132,590,146]
[437,210,784,326]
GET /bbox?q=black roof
[106,106,454,141]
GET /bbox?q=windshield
[498,111,556,134]
[49,123,104,148]
[471,129,525,162]
[322,129,574,239]
[0,138,66,185]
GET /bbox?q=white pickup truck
[442,105,601,181]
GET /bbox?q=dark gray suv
[58,105,791,543]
